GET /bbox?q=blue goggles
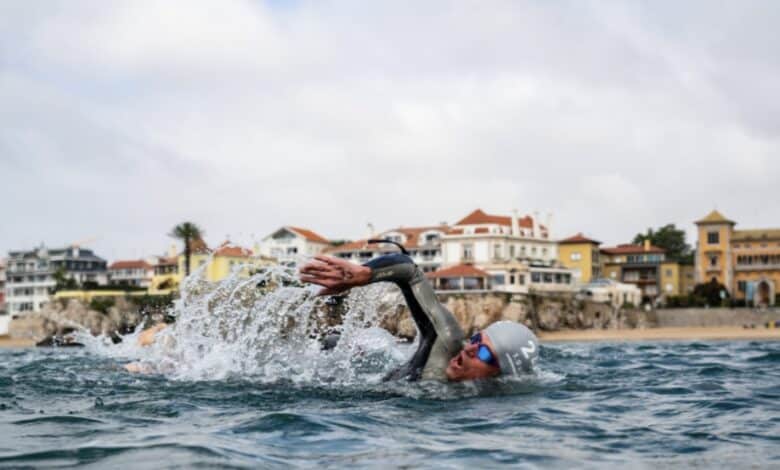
[470,332,498,367]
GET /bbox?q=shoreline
[3,326,780,349]
[538,326,780,342]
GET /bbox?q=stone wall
[373,290,653,339]
[653,308,780,328]
[8,297,144,343]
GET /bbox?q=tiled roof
[559,233,601,245]
[325,225,449,253]
[732,229,780,242]
[109,260,152,270]
[426,264,489,278]
[288,226,329,244]
[454,209,537,229]
[214,242,253,258]
[695,210,735,225]
[601,244,666,255]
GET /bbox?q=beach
[539,326,780,342]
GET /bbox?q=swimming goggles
[470,333,499,367]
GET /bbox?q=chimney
[545,212,553,239]
[643,239,651,251]
[532,211,540,238]
[511,209,520,236]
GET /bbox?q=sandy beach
[0,337,36,348]
[539,326,780,342]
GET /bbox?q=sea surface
[0,340,778,469]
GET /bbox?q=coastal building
[5,245,108,314]
[108,260,154,288]
[600,240,666,302]
[178,240,271,283]
[326,225,449,272]
[578,278,642,308]
[149,256,180,294]
[695,210,780,306]
[557,233,602,284]
[260,227,330,264]
[440,209,574,293]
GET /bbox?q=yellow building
[149,257,180,295]
[176,240,274,283]
[695,210,779,306]
[659,261,681,296]
[557,233,601,284]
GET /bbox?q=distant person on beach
[300,253,539,382]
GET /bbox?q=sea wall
[374,291,652,339]
[652,308,780,328]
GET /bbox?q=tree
[169,222,204,277]
[632,224,693,263]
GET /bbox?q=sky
[1,0,779,261]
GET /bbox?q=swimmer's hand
[299,255,372,296]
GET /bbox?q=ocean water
[1,263,778,468]
[0,341,779,469]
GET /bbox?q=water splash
[77,255,556,397]
[79,257,408,384]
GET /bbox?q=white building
[326,225,449,272]
[0,258,6,313]
[440,209,574,293]
[578,278,643,308]
[260,226,330,264]
[108,260,155,287]
[5,245,108,315]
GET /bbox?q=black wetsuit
[363,254,465,381]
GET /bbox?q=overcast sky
[1,0,779,261]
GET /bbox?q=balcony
[735,263,780,272]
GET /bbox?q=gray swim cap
[483,321,539,376]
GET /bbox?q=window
[509,275,515,284]
[665,269,672,277]
[570,252,582,261]
[737,280,746,292]
[509,245,516,258]
[707,231,719,244]
[531,272,541,283]
[493,275,506,285]
[462,244,474,261]
[543,273,553,283]
[709,255,718,267]
[493,244,502,259]
[518,274,525,285]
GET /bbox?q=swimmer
[300,253,539,382]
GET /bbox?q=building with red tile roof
[325,225,450,272]
[260,226,331,264]
[108,259,154,288]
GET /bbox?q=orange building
[694,210,779,306]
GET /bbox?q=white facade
[260,227,330,264]
[327,226,449,272]
[108,261,154,287]
[5,246,107,315]
[578,279,642,308]
[440,209,573,292]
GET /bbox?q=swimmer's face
[445,330,501,382]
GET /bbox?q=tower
[694,210,736,291]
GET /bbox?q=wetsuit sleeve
[363,253,464,381]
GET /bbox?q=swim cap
[483,321,539,376]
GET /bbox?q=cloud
[1,1,779,259]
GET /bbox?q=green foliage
[53,268,79,291]
[692,278,729,306]
[169,222,204,277]
[131,293,175,314]
[328,239,351,247]
[89,297,115,314]
[632,224,692,263]
[621,302,636,309]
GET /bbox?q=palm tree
[169,222,204,277]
